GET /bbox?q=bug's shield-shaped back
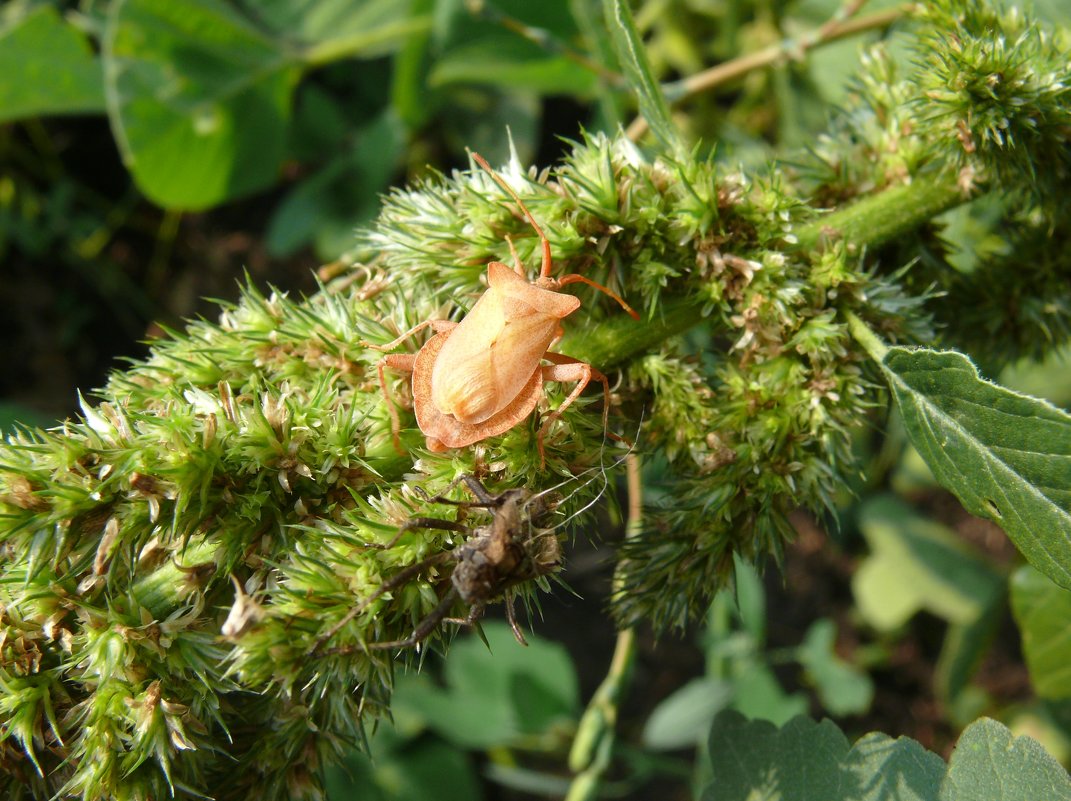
[414,330,544,450]
[430,262,580,424]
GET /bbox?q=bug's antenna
[528,410,644,532]
[471,152,553,280]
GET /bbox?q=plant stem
[844,310,889,362]
[793,177,969,253]
[626,4,906,141]
[560,296,705,368]
[565,454,643,801]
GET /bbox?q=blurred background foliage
[3,0,1071,799]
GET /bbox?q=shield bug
[367,153,638,463]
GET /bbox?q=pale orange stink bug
[367,153,638,464]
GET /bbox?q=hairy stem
[794,175,971,253]
[566,454,642,800]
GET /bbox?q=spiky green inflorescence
[1,0,1069,797]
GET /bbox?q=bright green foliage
[797,620,874,717]
[878,348,1071,589]
[1010,566,1071,699]
[102,0,426,210]
[104,0,303,210]
[702,712,1071,801]
[942,718,1071,801]
[390,622,579,750]
[853,495,1004,630]
[703,712,946,801]
[0,6,104,122]
[601,0,682,156]
[642,678,733,751]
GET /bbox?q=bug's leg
[362,319,456,352]
[313,546,455,655]
[504,235,525,277]
[535,356,598,465]
[377,353,416,453]
[421,474,492,508]
[442,601,486,629]
[504,593,529,647]
[554,273,640,320]
[471,152,553,280]
[363,588,460,651]
[458,475,500,507]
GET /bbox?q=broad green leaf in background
[853,495,1004,631]
[642,677,733,751]
[879,348,1071,590]
[427,1,597,97]
[702,711,946,801]
[325,725,481,801]
[0,5,105,122]
[942,718,1071,801]
[440,89,540,167]
[797,619,874,717]
[104,0,301,209]
[1010,565,1071,700]
[429,36,597,95]
[241,0,430,63]
[568,0,627,130]
[391,623,579,750]
[702,712,1071,801]
[934,612,1003,705]
[391,0,436,129]
[730,664,809,727]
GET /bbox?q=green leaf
[797,619,874,717]
[942,718,1071,801]
[425,0,596,96]
[730,664,809,727]
[569,0,627,129]
[325,728,481,801]
[703,711,945,801]
[600,0,682,155]
[879,348,1071,590]
[703,713,1071,801]
[245,0,430,64]
[390,0,436,128]
[391,623,578,750]
[1010,565,1071,700]
[853,495,1004,631]
[642,677,732,750]
[428,36,597,94]
[103,0,301,209]
[0,6,105,122]
[935,612,1002,704]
